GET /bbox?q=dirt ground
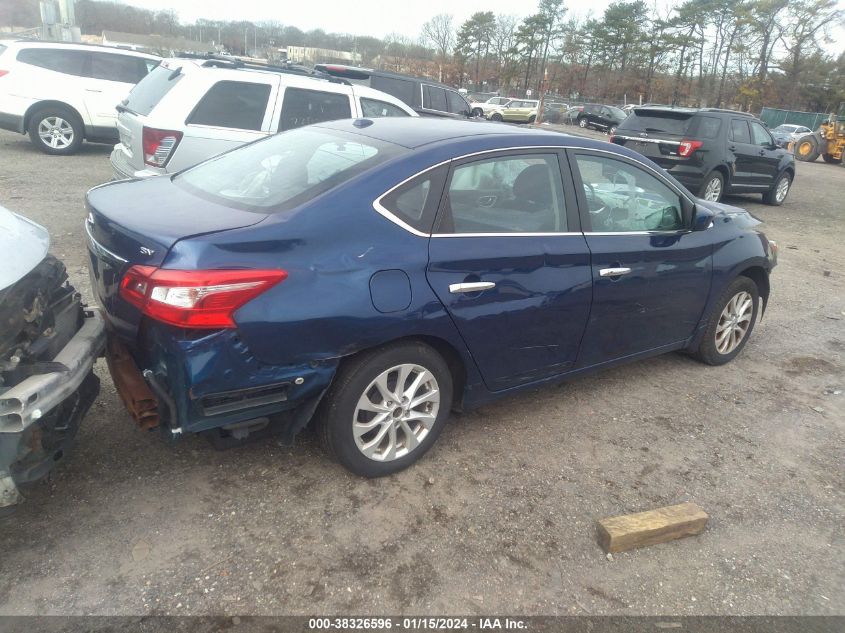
[0,126,842,617]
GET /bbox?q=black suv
[575,103,627,133]
[611,107,795,205]
[314,64,472,119]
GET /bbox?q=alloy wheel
[715,291,753,355]
[775,177,789,202]
[38,116,74,149]
[703,176,722,201]
[352,364,440,462]
[579,118,588,128]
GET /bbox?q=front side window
[177,127,405,212]
[574,154,685,233]
[188,81,271,131]
[730,119,751,143]
[360,98,409,118]
[749,121,773,147]
[17,48,87,76]
[437,154,566,234]
[279,88,351,131]
[89,53,148,83]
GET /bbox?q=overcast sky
[124,0,844,54]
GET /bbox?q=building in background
[280,46,361,66]
[101,31,217,56]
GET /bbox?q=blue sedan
[86,118,777,476]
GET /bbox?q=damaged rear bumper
[0,309,106,508]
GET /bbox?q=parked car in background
[575,103,627,134]
[563,106,582,125]
[314,64,473,119]
[488,99,539,123]
[770,123,812,148]
[0,206,104,510]
[469,96,511,118]
[110,56,416,179]
[611,106,795,205]
[0,40,159,155]
[87,118,776,477]
[542,102,569,123]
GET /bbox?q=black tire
[27,106,84,156]
[472,107,483,118]
[528,115,536,124]
[490,112,503,122]
[692,276,759,366]
[578,117,589,129]
[317,341,453,477]
[698,171,725,202]
[822,153,839,164]
[762,171,792,206]
[608,126,617,135]
[794,135,819,162]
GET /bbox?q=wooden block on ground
[597,502,708,553]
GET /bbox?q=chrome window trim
[371,144,697,238]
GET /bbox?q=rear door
[426,150,593,390]
[569,150,712,367]
[83,52,153,136]
[175,76,279,169]
[275,85,355,131]
[728,118,756,186]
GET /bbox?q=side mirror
[691,204,715,231]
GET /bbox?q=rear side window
[371,76,416,107]
[89,53,149,83]
[730,119,751,143]
[189,81,271,131]
[361,98,409,118]
[379,166,447,233]
[17,48,87,76]
[122,65,182,116]
[620,111,693,136]
[695,116,721,139]
[423,85,448,112]
[279,88,351,131]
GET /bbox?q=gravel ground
[0,127,842,616]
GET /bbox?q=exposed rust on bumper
[105,338,160,429]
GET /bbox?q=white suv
[0,40,159,155]
[110,57,417,179]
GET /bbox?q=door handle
[599,267,632,278]
[758,150,766,156]
[449,281,496,294]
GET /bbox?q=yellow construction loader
[794,104,845,165]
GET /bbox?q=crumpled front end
[0,254,105,510]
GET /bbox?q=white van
[109,57,417,179]
[0,40,159,155]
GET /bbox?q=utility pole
[535,66,549,126]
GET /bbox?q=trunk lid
[85,177,267,339]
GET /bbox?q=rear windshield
[619,111,694,136]
[176,127,407,212]
[122,64,183,116]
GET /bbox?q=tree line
[2,0,843,113]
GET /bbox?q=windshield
[619,111,694,136]
[176,127,407,212]
[774,125,798,132]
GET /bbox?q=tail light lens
[678,139,703,157]
[142,126,183,167]
[120,266,287,329]
[0,70,8,78]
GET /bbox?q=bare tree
[421,13,454,81]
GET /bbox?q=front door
[569,151,713,368]
[426,150,593,390]
[748,120,781,186]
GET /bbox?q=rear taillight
[678,139,703,157]
[142,126,183,167]
[0,70,9,78]
[120,266,287,329]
